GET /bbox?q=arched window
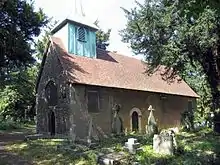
[132,111,139,132]
[129,108,142,133]
[77,27,86,42]
[45,81,58,106]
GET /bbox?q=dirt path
[0,130,34,165]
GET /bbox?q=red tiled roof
[51,37,199,98]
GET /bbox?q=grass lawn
[5,128,220,165]
[5,139,98,165]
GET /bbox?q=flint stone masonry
[124,138,141,154]
[153,134,174,155]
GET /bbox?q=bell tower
[51,0,98,58]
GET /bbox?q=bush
[0,119,22,130]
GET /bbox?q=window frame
[45,80,58,106]
[77,27,86,42]
[87,89,100,113]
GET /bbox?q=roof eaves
[35,38,52,93]
[68,80,199,98]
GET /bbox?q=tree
[0,0,48,121]
[35,20,57,62]
[94,20,111,50]
[0,0,48,82]
[121,0,220,126]
[0,66,38,120]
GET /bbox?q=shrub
[0,119,22,130]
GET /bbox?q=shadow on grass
[135,130,220,165]
[4,130,220,165]
[5,139,97,165]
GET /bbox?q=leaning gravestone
[146,105,158,136]
[112,104,123,135]
[153,130,176,155]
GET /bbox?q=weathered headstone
[124,138,141,154]
[153,130,176,155]
[69,124,76,143]
[112,104,123,135]
[87,117,93,146]
[146,105,158,136]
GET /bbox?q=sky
[34,0,144,59]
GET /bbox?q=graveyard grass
[5,128,220,165]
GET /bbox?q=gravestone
[153,130,176,155]
[124,138,141,154]
[146,105,158,136]
[87,117,93,146]
[98,151,127,165]
[69,124,76,143]
[112,104,123,135]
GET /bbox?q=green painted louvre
[68,23,96,58]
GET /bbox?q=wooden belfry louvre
[45,81,58,106]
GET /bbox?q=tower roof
[51,0,99,34]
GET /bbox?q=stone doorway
[132,111,139,132]
[48,111,55,135]
[130,108,142,133]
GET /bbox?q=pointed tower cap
[51,0,99,34]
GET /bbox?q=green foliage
[121,0,220,122]
[0,66,38,120]
[94,20,111,50]
[0,0,49,122]
[181,110,195,131]
[0,119,22,130]
[135,129,220,165]
[35,20,57,61]
[5,129,220,164]
[180,63,212,124]
[0,0,48,80]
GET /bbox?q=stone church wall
[36,46,70,135]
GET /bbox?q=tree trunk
[202,48,220,132]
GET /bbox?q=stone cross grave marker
[125,138,141,154]
[146,105,158,136]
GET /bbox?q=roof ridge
[97,48,145,62]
